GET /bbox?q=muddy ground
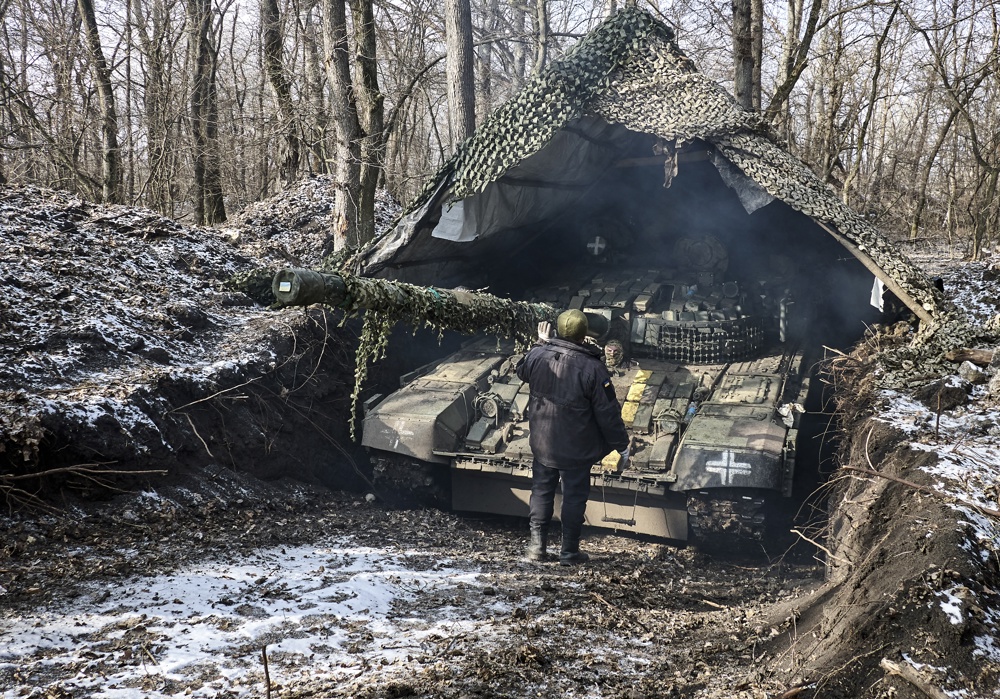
[1,185,999,698]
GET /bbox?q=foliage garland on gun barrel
[272,267,559,437]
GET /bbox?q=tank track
[370,454,449,507]
[686,490,768,546]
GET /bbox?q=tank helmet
[556,309,588,343]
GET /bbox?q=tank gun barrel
[272,267,559,341]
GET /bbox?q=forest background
[1,0,998,258]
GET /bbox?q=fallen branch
[167,377,259,413]
[842,465,1000,519]
[776,685,810,699]
[262,646,272,699]
[944,348,994,366]
[879,658,949,699]
[0,463,167,481]
[182,412,214,458]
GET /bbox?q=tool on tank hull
[273,236,811,544]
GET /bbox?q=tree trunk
[321,0,362,250]
[132,0,173,214]
[910,106,958,240]
[187,0,226,224]
[751,0,762,109]
[732,0,753,111]
[511,2,528,87]
[842,5,897,206]
[77,0,123,203]
[301,0,329,174]
[532,0,548,76]
[445,0,475,145]
[765,0,823,125]
[261,0,300,189]
[971,167,998,261]
[477,0,501,123]
[350,0,384,245]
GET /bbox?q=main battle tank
[273,235,812,543]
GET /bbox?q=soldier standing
[515,310,630,564]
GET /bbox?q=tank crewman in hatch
[515,309,630,565]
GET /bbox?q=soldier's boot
[559,526,590,566]
[524,523,554,562]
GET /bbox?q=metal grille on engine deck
[633,315,764,363]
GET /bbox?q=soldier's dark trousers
[529,459,591,530]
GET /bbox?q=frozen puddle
[0,539,507,697]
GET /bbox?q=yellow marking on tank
[634,370,653,382]
[621,401,639,424]
[626,383,647,402]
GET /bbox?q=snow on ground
[0,536,504,698]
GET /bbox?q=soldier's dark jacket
[516,338,629,469]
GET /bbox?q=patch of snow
[0,536,506,699]
[936,586,964,625]
[975,603,1000,661]
[872,374,1000,686]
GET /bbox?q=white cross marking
[705,450,752,485]
[587,236,606,256]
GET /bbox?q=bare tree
[187,0,227,224]
[841,4,897,206]
[322,0,362,249]
[298,0,331,174]
[76,0,122,203]
[261,0,300,188]
[765,0,823,125]
[350,0,384,245]
[903,0,1000,258]
[531,0,548,75]
[445,0,475,145]
[732,0,754,110]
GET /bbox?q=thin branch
[182,411,214,457]
[0,463,168,481]
[167,377,260,413]
[842,460,1000,519]
[879,658,949,699]
[790,528,851,566]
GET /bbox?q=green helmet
[557,309,588,342]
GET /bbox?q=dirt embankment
[761,314,1000,698]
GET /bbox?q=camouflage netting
[333,274,558,343]
[321,274,558,437]
[353,7,985,371]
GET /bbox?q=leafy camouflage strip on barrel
[274,268,560,438]
[331,273,559,344]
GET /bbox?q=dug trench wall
[762,353,1000,697]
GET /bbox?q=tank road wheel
[686,490,767,551]
[370,453,450,508]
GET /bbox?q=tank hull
[451,466,689,540]
[362,331,807,542]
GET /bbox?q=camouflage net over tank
[356,7,967,348]
[389,8,700,215]
[341,5,991,403]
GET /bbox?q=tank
[273,236,813,543]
